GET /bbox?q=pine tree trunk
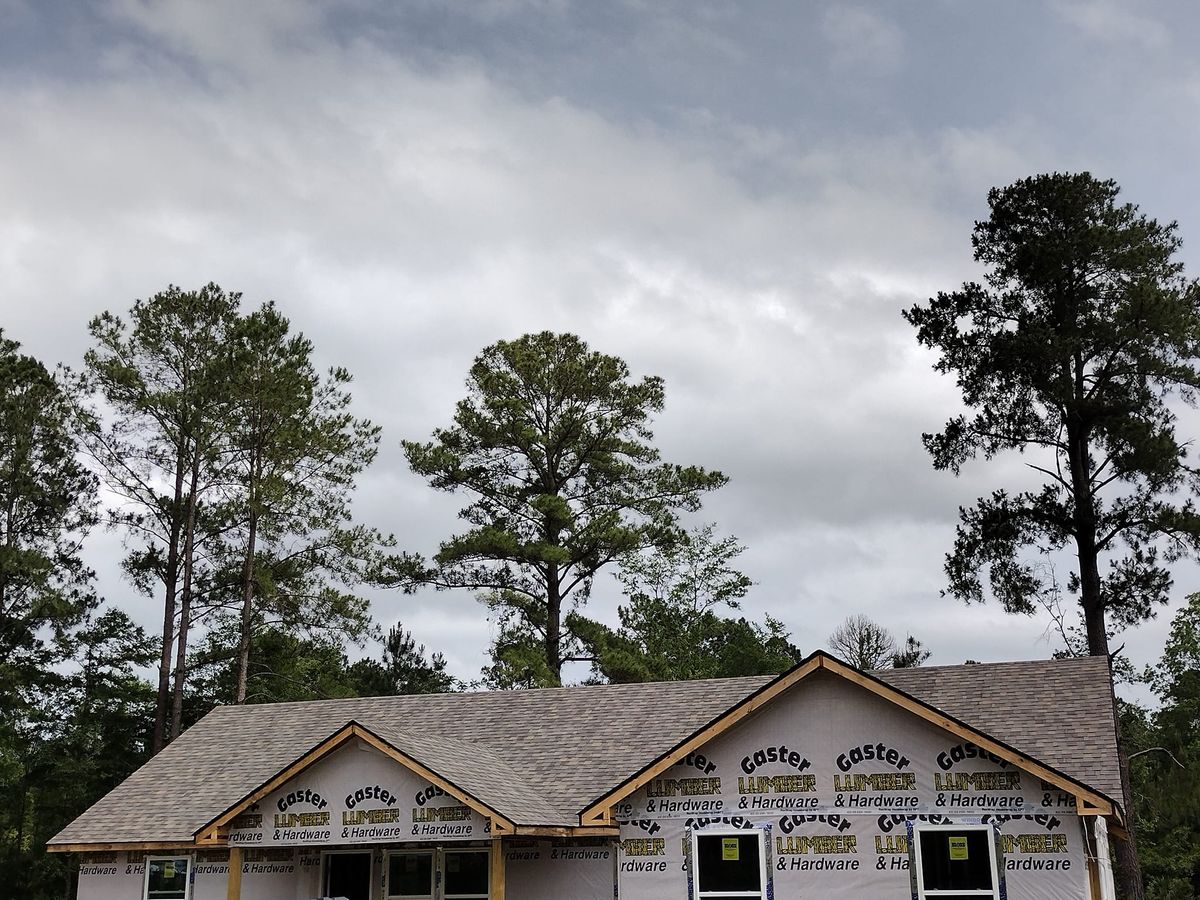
[235,510,258,704]
[152,454,187,754]
[169,462,201,738]
[1079,548,1145,900]
[545,565,562,686]
[1069,422,1144,900]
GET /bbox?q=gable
[588,656,1116,824]
[223,737,490,846]
[615,669,1083,821]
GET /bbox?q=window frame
[143,854,193,900]
[384,849,435,900]
[321,848,375,900]
[442,847,490,900]
[911,822,1002,900]
[690,827,768,900]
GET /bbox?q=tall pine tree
[905,172,1200,899]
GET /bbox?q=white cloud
[1,1,1194,705]
[820,5,905,73]
[1056,1,1170,50]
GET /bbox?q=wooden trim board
[226,846,243,900]
[195,721,516,839]
[48,841,198,854]
[580,651,1116,823]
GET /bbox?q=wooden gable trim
[195,721,515,839]
[824,659,1115,816]
[580,652,1117,824]
[511,825,619,837]
[48,841,199,854]
[579,656,822,823]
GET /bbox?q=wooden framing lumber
[226,847,243,900]
[195,721,516,840]
[580,656,822,824]
[580,651,1116,824]
[511,825,618,837]
[48,841,197,854]
[490,837,505,900]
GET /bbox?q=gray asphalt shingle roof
[877,655,1123,801]
[49,653,1120,846]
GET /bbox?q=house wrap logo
[831,742,918,810]
[642,773,724,815]
[737,742,818,812]
[272,784,332,838]
[932,742,1024,809]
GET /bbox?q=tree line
[3,171,1200,899]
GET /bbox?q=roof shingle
[49,654,1120,846]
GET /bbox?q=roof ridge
[875,655,1108,674]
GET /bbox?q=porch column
[490,836,505,900]
[226,846,243,900]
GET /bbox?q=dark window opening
[145,857,190,900]
[915,826,999,900]
[695,832,765,900]
[387,851,433,898]
[325,852,373,900]
[444,849,489,900]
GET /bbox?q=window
[144,856,191,900]
[323,850,373,900]
[692,830,766,900]
[912,824,1001,900]
[444,849,489,900]
[387,851,434,899]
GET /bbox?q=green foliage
[187,623,366,711]
[79,286,390,725]
[79,283,241,746]
[478,590,560,689]
[347,625,458,696]
[0,608,155,900]
[891,634,931,668]
[0,332,98,710]
[1126,595,1200,900]
[904,173,1200,656]
[568,526,801,683]
[219,301,389,702]
[400,332,727,683]
[187,621,456,718]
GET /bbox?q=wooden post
[490,836,505,900]
[227,847,243,900]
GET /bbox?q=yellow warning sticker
[722,838,740,861]
[949,836,969,861]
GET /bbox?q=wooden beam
[824,659,1116,816]
[198,722,515,838]
[195,826,229,846]
[580,656,823,821]
[490,818,514,835]
[581,651,1118,823]
[490,838,505,900]
[226,847,243,900]
[1083,820,1102,900]
[508,830,619,844]
[47,842,197,854]
[349,727,516,834]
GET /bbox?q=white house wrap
[52,652,1122,900]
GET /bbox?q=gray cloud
[2,0,1198,704]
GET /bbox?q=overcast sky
[4,0,1200,701]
